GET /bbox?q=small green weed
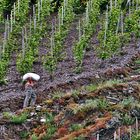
[84,84,98,92]
[11,112,28,124]
[132,133,140,140]
[69,124,83,132]
[121,113,135,126]
[19,131,30,139]
[31,134,38,140]
[3,112,12,119]
[97,98,109,111]
[120,97,135,109]
[135,60,140,65]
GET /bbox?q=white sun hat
[23,73,40,81]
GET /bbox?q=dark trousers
[23,87,36,108]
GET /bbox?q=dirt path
[82,24,100,72]
[54,15,81,81]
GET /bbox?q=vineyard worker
[22,73,40,108]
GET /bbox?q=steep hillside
[0,0,140,139]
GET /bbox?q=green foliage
[132,133,140,140]
[72,0,87,14]
[97,6,122,59]
[69,124,83,132]
[73,0,100,70]
[73,99,98,114]
[44,0,75,77]
[53,0,75,60]
[11,112,28,124]
[118,33,130,47]
[125,10,140,38]
[52,91,64,100]
[0,60,8,84]
[14,0,29,25]
[121,113,135,126]
[53,30,67,60]
[98,2,140,59]
[19,131,30,139]
[43,54,57,76]
[84,84,98,92]
[0,0,30,79]
[135,59,140,65]
[2,112,12,119]
[73,38,86,71]
[16,0,52,75]
[17,50,34,75]
[31,134,38,140]
[44,124,56,140]
[43,112,56,140]
[99,0,109,12]
[120,97,135,109]
[45,112,54,124]
[97,98,109,111]
[38,0,52,20]
[0,0,16,21]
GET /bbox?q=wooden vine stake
[33,5,36,32]
[110,0,112,12]
[13,3,16,24]
[64,0,66,16]
[83,18,85,35]
[29,15,32,36]
[10,11,13,32]
[50,35,54,56]
[97,134,99,140]
[22,28,25,59]
[116,14,120,35]
[132,0,134,12]
[38,1,40,21]
[114,131,117,140]
[118,127,121,140]
[18,0,20,13]
[24,26,28,49]
[90,0,93,9]
[3,20,8,54]
[4,19,7,40]
[121,11,124,35]
[51,22,54,54]
[54,17,57,32]
[103,5,108,48]
[61,6,64,25]
[136,0,138,10]
[136,117,139,134]
[40,0,42,11]
[129,126,132,140]
[78,20,81,41]
[0,45,2,60]
[7,15,10,39]
[58,13,61,32]
[115,0,117,8]
[2,39,5,55]
[86,2,89,23]
[129,0,131,17]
